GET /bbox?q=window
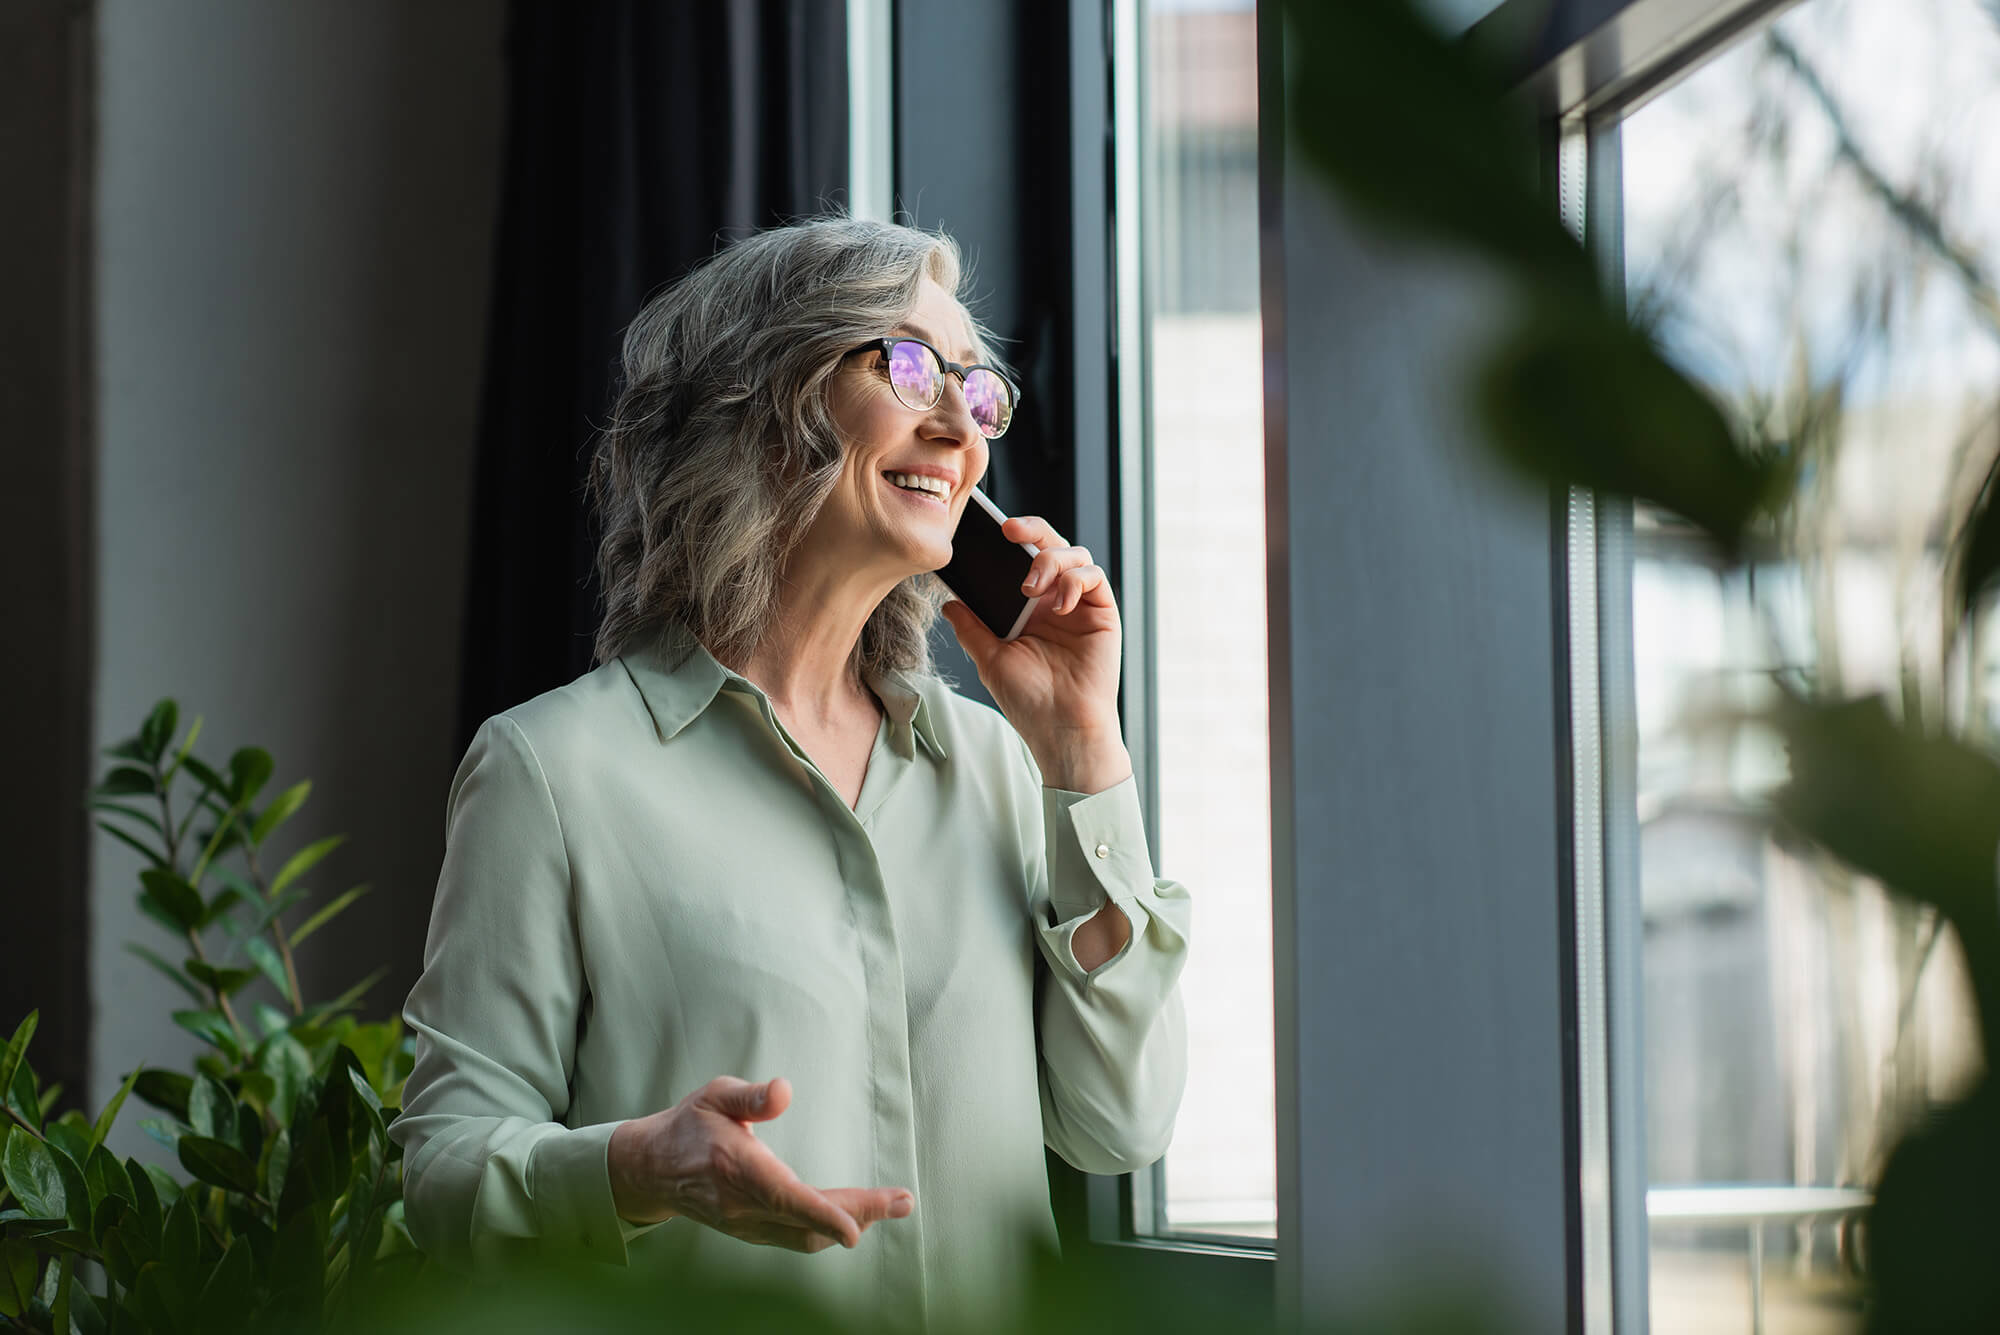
[1119,0,1275,1244]
[1604,1,1997,1327]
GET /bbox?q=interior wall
[0,0,96,1108]
[91,0,503,1161]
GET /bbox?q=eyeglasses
[846,337,1020,440]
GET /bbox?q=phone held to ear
[939,486,1042,641]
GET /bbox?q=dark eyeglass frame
[845,336,1023,439]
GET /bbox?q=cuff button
[1094,842,1110,859]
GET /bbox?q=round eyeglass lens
[965,368,1013,438]
[886,340,942,411]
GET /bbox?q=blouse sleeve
[388,715,668,1270]
[1015,732,1192,1175]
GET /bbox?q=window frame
[889,0,1819,1327]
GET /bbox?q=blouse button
[1094,842,1110,859]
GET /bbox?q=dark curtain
[457,1,848,747]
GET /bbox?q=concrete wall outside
[91,0,503,1162]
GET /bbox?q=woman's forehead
[897,282,980,363]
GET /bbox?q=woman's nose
[928,374,983,447]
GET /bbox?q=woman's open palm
[609,1076,913,1253]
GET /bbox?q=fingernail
[892,1195,913,1217]
[1022,579,1036,594]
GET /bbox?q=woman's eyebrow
[893,322,980,366]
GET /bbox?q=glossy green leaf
[198,884,246,929]
[196,1235,253,1334]
[179,754,227,800]
[2,1132,67,1222]
[87,799,165,835]
[1474,305,1786,557]
[139,1161,179,1213]
[100,1224,142,1291]
[158,713,202,786]
[122,944,204,1005]
[251,1002,292,1039]
[1773,693,2000,948]
[135,1257,192,1335]
[270,1204,324,1322]
[0,1239,32,1318]
[139,700,179,764]
[91,1191,131,1250]
[169,1010,239,1058]
[183,961,258,997]
[258,1035,312,1129]
[162,1194,198,1274]
[42,1113,92,1170]
[84,1147,133,1212]
[100,820,170,871]
[135,887,186,937]
[269,835,346,902]
[188,800,250,886]
[249,780,311,847]
[4,1059,39,1135]
[50,1254,71,1335]
[243,937,293,1005]
[89,1066,146,1157]
[187,1073,233,1145]
[131,1069,192,1121]
[138,1119,181,1153]
[124,1154,163,1250]
[0,1012,34,1103]
[227,748,273,805]
[62,1271,103,1335]
[177,1136,259,1196]
[265,1128,292,1209]
[248,886,310,935]
[94,766,157,798]
[288,883,368,951]
[346,1067,389,1147]
[138,869,204,932]
[235,1101,262,1168]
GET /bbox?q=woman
[389,215,1191,1333]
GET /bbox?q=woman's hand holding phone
[939,510,1132,795]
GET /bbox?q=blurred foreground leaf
[1478,307,1789,555]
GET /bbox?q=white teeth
[886,471,950,498]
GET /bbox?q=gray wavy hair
[587,214,999,679]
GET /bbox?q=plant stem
[244,843,305,1016]
[1,1101,47,1142]
[184,926,251,1051]
[155,767,181,873]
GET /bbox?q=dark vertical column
[456,0,849,746]
[1261,2,1574,1326]
[0,0,97,1100]
[896,0,1087,706]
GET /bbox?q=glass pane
[1620,1,1995,1327]
[1137,0,1274,1241]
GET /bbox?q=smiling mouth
[882,474,950,508]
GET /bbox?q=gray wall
[90,0,503,1161]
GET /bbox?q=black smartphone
[938,486,1043,641]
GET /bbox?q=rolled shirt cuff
[528,1119,670,1266]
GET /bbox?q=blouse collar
[618,620,948,763]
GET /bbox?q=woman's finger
[748,1161,862,1248]
[699,1074,790,1122]
[1050,564,1108,615]
[823,1185,916,1228]
[1001,514,1068,551]
[1022,545,1093,597]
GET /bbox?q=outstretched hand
[609,1076,913,1253]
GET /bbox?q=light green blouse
[389,621,1191,1333]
